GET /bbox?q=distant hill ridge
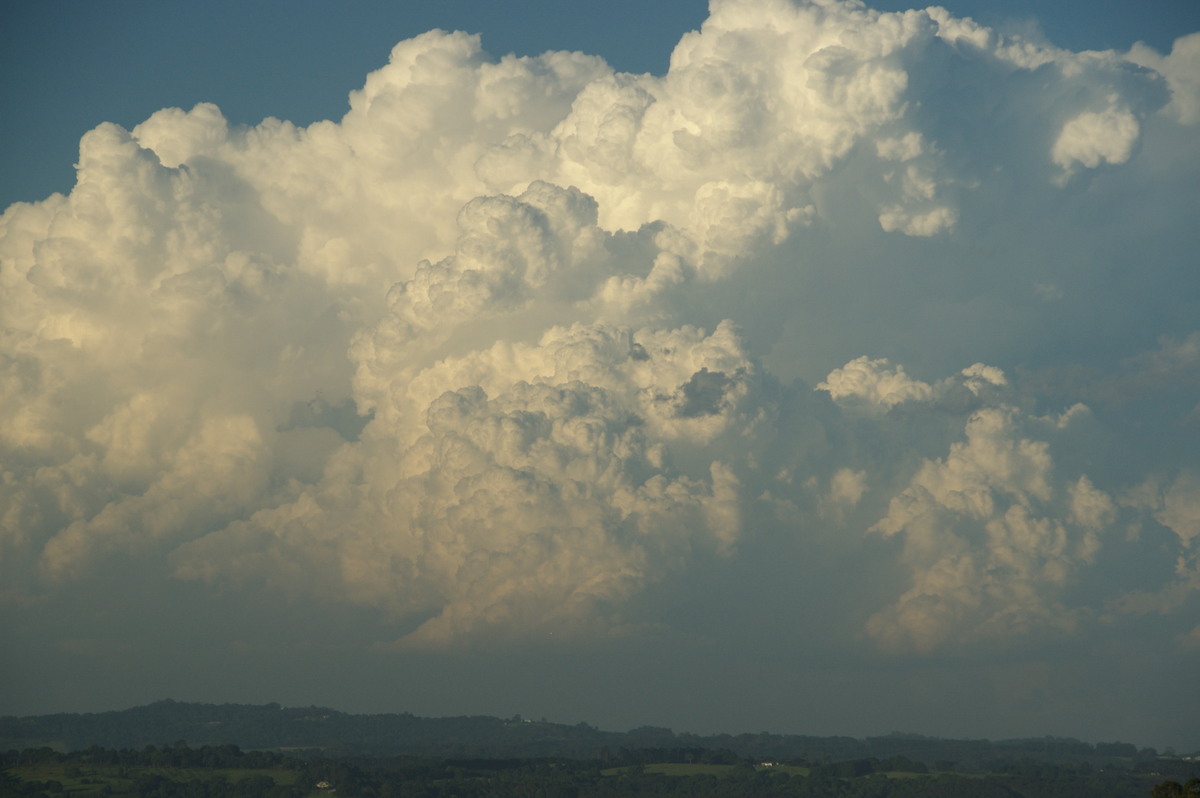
[0,700,1179,770]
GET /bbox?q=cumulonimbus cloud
[2,0,1198,653]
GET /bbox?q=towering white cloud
[864,402,1106,652]
[2,0,1198,671]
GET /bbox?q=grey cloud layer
[3,0,1199,659]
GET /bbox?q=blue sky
[2,0,1199,752]
[3,0,1198,208]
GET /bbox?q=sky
[2,0,1199,753]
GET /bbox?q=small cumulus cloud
[818,356,934,410]
[1052,97,1141,176]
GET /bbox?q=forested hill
[0,700,1191,773]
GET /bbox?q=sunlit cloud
[2,0,1198,747]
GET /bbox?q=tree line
[3,742,1194,798]
[2,701,1191,772]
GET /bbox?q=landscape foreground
[3,702,1199,797]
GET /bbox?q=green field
[601,762,812,777]
[9,763,303,796]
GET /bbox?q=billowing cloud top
[3,0,1199,693]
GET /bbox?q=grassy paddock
[600,763,733,777]
[9,763,302,795]
[644,763,734,776]
[601,763,811,777]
